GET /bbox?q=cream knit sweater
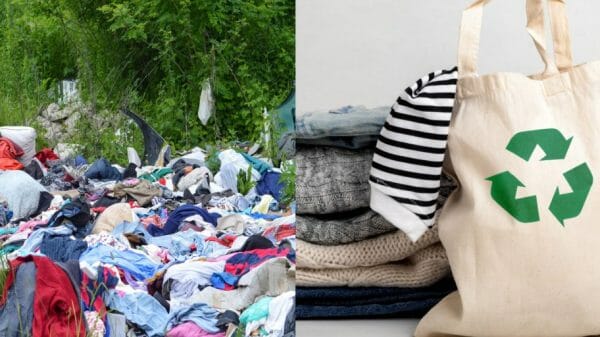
[297,226,440,269]
[297,243,449,288]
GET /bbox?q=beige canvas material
[297,244,449,288]
[417,1,600,336]
[297,226,439,269]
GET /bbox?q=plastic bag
[198,79,215,126]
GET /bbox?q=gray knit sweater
[296,146,372,215]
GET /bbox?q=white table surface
[296,319,420,337]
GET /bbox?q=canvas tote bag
[416,0,600,336]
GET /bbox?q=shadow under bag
[416,0,600,336]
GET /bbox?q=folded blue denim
[296,106,389,149]
[297,278,455,306]
[296,298,442,319]
[296,278,456,319]
[297,135,380,150]
[85,158,122,181]
[0,262,36,336]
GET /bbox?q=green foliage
[205,145,221,175]
[237,165,255,196]
[278,158,295,207]
[0,254,9,297]
[0,0,294,160]
[262,107,284,167]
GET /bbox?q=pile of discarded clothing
[295,105,455,319]
[0,128,295,337]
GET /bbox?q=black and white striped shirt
[369,67,457,241]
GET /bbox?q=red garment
[205,234,237,248]
[34,148,59,167]
[0,137,24,170]
[263,224,296,242]
[0,256,86,337]
[0,158,23,170]
[92,206,107,213]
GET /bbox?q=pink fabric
[167,322,225,337]
[18,219,47,233]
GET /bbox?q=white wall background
[296,0,600,113]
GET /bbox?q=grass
[0,253,9,293]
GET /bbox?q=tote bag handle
[458,0,573,78]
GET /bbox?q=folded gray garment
[438,173,457,206]
[296,146,372,215]
[297,210,397,245]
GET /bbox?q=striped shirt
[369,67,457,241]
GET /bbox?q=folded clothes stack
[295,104,457,319]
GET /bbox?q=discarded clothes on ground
[0,137,295,337]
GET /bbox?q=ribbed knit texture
[297,244,449,288]
[298,226,439,269]
[296,146,372,215]
[296,210,397,246]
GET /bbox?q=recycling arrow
[487,128,594,226]
[506,128,573,161]
[549,163,593,225]
[486,171,540,223]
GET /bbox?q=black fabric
[239,235,275,252]
[63,199,91,227]
[162,278,173,301]
[152,292,170,312]
[295,135,379,150]
[48,198,92,230]
[24,160,44,180]
[216,310,239,331]
[93,195,121,208]
[32,191,53,217]
[123,233,147,248]
[123,163,138,179]
[120,108,165,165]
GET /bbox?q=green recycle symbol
[486,128,593,225]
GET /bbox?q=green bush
[237,165,255,196]
[0,0,294,161]
[278,158,295,207]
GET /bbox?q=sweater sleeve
[369,67,458,241]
